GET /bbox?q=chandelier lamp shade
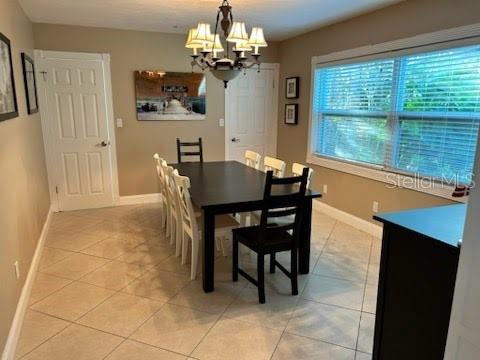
[185,0,268,88]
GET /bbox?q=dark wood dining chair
[176,138,204,163]
[232,167,309,303]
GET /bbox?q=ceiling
[19,0,402,41]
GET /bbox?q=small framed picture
[286,77,299,99]
[0,32,18,121]
[21,53,39,115]
[285,104,298,125]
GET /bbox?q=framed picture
[285,104,298,125]
[286,76,299,99]
[21,53,38,115]
[0,32,18,121]
[135,71,206,121]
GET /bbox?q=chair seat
[233,225,293,253]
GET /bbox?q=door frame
[35,50,119,212]
[224,63,280,161]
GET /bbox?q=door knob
[231,137,240,142]
[99,141,110,147]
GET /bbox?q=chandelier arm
[212,9,220,54]
[191,57,214,71]
[243,57,262,70]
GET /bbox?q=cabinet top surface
[374,204,466,248]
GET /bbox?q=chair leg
[269,253,276,274]
[175,222,182,257]
[191,236,199,280]
[170,216,176,245]
[165,208,170,238]
[181,232,188,265]
[220,235,227,257]
[232,239,239,282]
[239,213,247,226]
[291,248,298,296]
[258,254,265,304]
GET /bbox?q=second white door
[225,66,278,164]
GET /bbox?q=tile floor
[15,203,379,360]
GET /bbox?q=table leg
[299,197,312,274]
[202,210,215,292]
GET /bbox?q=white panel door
[37,53,115,211]
[444,140,480,359]
[226,68,277,164]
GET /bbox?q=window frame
[307,24,480,202]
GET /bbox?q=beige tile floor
[16,203,379,360]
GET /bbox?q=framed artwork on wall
[0,32,18,121]
[135,71,206,121]
[285,104,298,125]
[21,53,39,115]
[286,76,299,99]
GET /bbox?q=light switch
[219,118,225,127]
[116,118,123,128]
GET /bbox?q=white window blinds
[312,44,480,184]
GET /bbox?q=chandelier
[185,0,268,88]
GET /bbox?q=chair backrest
[292,162,314,189]
[245,150,261,170]
[176,138,204,163]
[263,156,286,177]
[173,172,198,239]
[154,154,168,195]
[259,168,309,244]
[165,166,180,215]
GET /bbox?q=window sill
[306,154,466,203]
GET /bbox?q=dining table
[172,160,322,293]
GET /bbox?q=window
[311,44,480,185]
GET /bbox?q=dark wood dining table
[173,161,322,293]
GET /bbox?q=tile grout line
[268,220,338,360]
[354,235,375,358]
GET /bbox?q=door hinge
[55,186,59,194]
[273,80,275,89]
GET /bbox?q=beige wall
[0,0,50,352]
[277,0,480,222]
[33,24,280,196]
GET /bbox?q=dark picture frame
[286,76,299,99]
[0,32,18,121]
[285,104,298,125]
[21,53,39,115]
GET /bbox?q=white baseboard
[114,193,163,206]
[1,206,54,360]
[313,199,383,238]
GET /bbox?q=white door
[444,140,480,359]
[225,66,278,164]
[36,51,116,211]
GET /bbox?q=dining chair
[249,156,287,227]
[292,162,314,189]
[153,154,168,230]
[160,161,177,246]
[263,156,286,177]
[166,166,186,257]
[176,137,204,163]
[238,150,262,227]
[232,167,309,303]
[245,150,261,170]
[173,172,239,280]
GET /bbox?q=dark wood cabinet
[373,205,464,360]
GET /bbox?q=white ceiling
[19,0,402,41]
